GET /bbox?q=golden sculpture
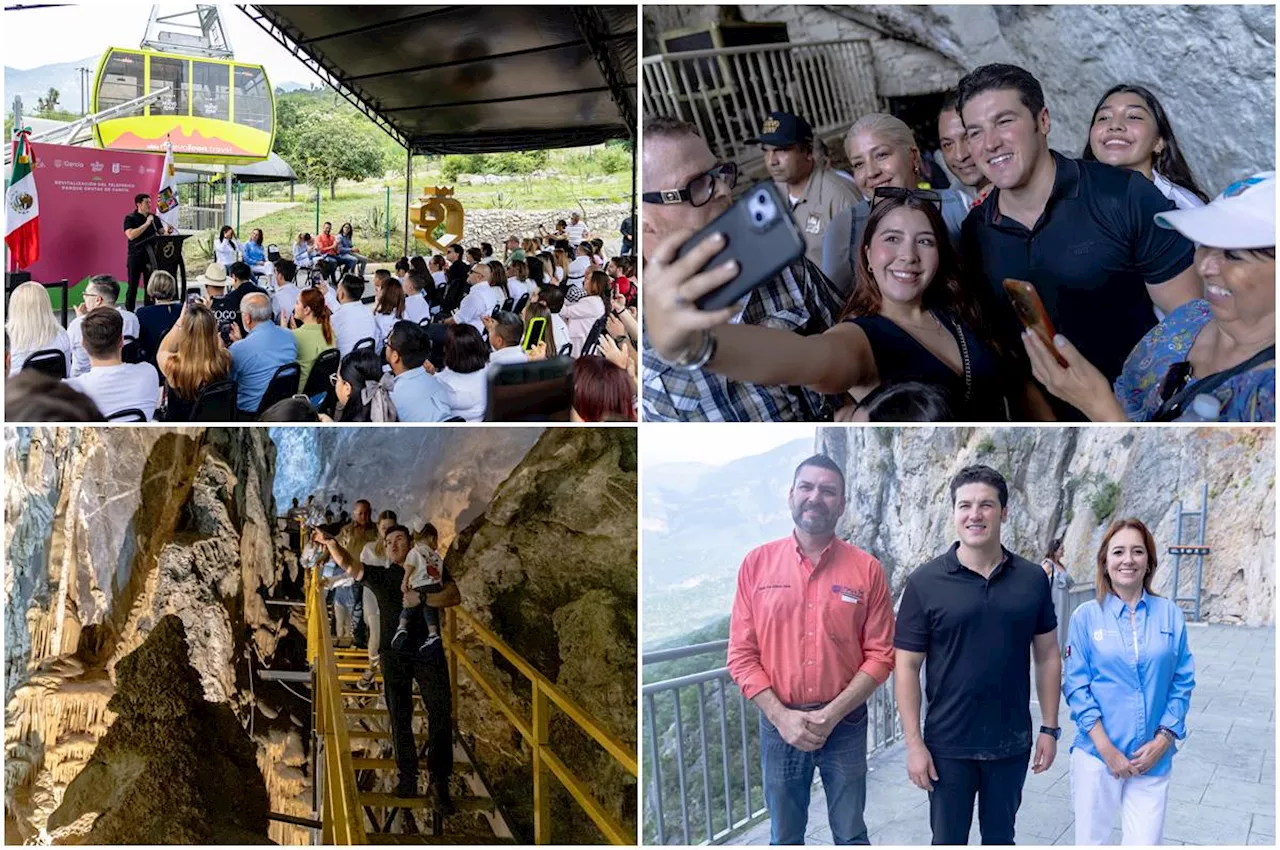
[409,186,465,252]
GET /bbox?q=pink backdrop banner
[21,142,164,295]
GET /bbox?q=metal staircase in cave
[297,520,638,845]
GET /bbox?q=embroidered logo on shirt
[1093,628,1105,642]
[805,213,822,235]
[832,584,863,604]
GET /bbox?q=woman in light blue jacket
[1064,518,1195,845]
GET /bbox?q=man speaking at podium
[123,193,175,311]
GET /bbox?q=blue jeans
[761,704,869,845]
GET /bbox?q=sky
[2,3,326,87]
[641,424,815,469]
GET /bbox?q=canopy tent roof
[174,151,298,184]
[238,4,637,154]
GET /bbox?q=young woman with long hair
[6,281,72,376]
[292,287,337,388]
[156,302,232,419]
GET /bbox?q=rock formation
[817,426,1274,624]
[45,615,271,844]
[4,428,311,845]
[444,428,638,844]
[643,4,1275,194]
[451,203,634,257]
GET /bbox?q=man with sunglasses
[641,117,844,421]
[749,111,859,272]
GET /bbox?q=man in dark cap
[748,111,860,270]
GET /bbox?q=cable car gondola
[91,47,275,164]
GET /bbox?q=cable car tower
[141,5,235,59]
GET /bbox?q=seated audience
[488,260,510,302]
[7,370,103,421]
[7,281,72,377]
[551,248,570,284]
[608,256,636,307]
[539,286,571,356]
[243,228,271,279]
[155,301,231,419]
[68,275,140,377]
[292,288,337,388]
[590,237,607,268]
[504,235,525,263]
[484,311,530,370]
[260,397,320,422]
[571,355,636,421]
[394,257,412,286]
[331,274,378,357]
[65,307,160,419]
[332,348,397,422]
[454,262,500,333]
[271,259,302,324]
[135,270,182,366]
[373,278,407,348]
[214,225,239,271]
[522,299,561,357]
[403,271,432,323]
[228,292,298,415]
[505,260,532,304]
[562,270,610,357]
[222,262,270,336]
[1083,84,1209,211]
[567,242,592,292]
[337,222,369,278]
[526,255,551,290]
[384,321,449,422]
[436,324,489,421]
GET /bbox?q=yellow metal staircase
[304,548,637,844]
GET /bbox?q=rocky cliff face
[4,428,310,845]
[45,615,271,844]
[455,202,633,257]
[816,427,1274,625]
[643,4,1275,195]
[444,428,638,844]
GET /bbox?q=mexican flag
[5,129,39,271]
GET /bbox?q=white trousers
[1071,748,1171,845]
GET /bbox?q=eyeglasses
[872,186,943,209]
[642,162,739,207]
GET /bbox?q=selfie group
[641,62,1275,423]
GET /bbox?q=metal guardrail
[641,639,900,846]
[641,40,878,171]
[443,606,639,845]
[304,551,368,845]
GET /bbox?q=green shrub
[1090,480,1121,524]
[976,436,996,455]
[596,146,631,174]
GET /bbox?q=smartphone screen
[522,316,547,350]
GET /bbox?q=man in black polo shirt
[956,64,1201,419]
[894,465,1062,844]
[315,524,459,811]
[122,192,176,312]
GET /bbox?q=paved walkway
[728,624,1274,845]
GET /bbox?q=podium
[144,234,190,300]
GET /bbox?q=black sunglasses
[642,162,739,208]
[872,186,943,209]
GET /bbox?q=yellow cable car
[91,47,275,164]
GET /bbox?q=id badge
[805,213,822,235]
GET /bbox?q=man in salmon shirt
[728,454,895,844]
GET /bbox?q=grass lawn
[183,161,633,268]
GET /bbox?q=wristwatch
[1156,726,1178,744]
[670,329,717,372]
[1040,725,1062,740]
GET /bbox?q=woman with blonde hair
[1063,518,1195,845]
[6,281,72,376]
[822,113,971,294]
[155,301,231,419]
[136,270,182,366]
[550,247,570,285]
[487,259,510,302]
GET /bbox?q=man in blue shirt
[229,292,297,414]
[384,321,450,422]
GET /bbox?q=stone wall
[643,4,1275,194]
[4,428,311,845]
[816,427,1275,626]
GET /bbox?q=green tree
[36,87,61,115]
[285,110,386,199]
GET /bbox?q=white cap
[1155,171,1275,249]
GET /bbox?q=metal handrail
[445,605,638,845]
[641,39,877,63]
[304,531,368,845]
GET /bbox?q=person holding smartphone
[645,189,1053,421]
[640,116,843,422]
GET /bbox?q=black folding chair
[121,335,141,364]
[558,342,573,357]
[352,337,376,353]
[302,348,341,399]
[512,293,530,314]
[500,297,515,313]
[579,314,609,357]
[188,379,238,421]
[485,356,574,422]
[105,408,148,422]
[255,362,302,418]
[22,348,68,379]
